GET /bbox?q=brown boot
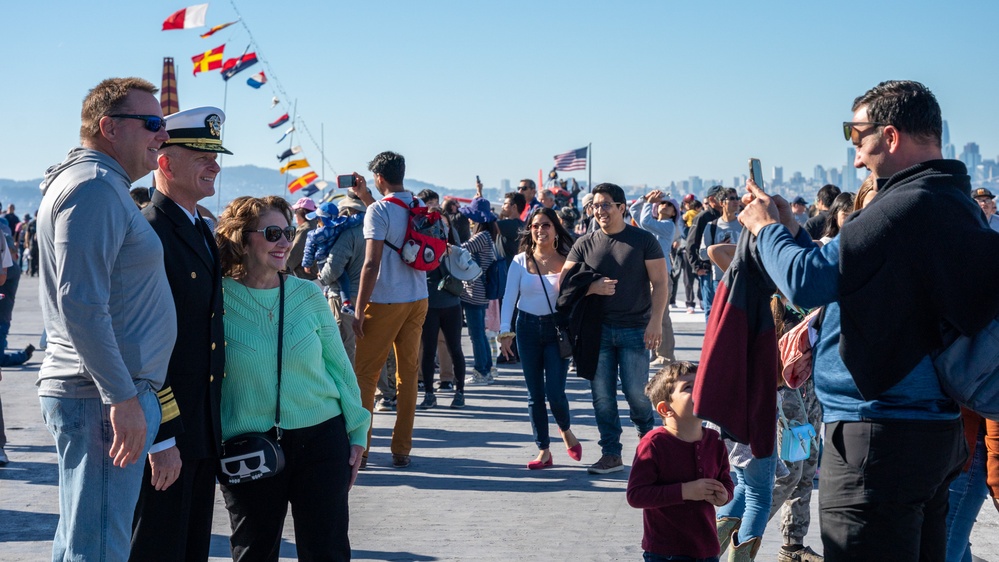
[716,517,741,554]
[728,535,761,562]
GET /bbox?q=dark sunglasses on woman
[244,225,296,242]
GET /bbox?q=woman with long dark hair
[498,207,581,469]
[820,192,856,244]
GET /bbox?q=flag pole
[587,142,592,192]
[321,123,325,182]
[285,99,297,194]
[216,78,230,216]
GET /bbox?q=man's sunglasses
[110,114,166,132]
[842,121,886,143]
[244,225,296,243]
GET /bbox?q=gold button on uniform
[210,375,214,382]
[191,272,197,279]
[211,343,216,350]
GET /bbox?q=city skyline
[3,2,999,194]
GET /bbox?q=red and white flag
[163,4,209,30]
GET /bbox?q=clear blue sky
[3,1,998,191]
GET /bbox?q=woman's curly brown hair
[215,195,293,279]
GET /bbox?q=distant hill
[0,178,43,216]
[0,165,456,216]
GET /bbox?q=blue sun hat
[458,197,497,224]
[306,201,339,220]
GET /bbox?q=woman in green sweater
[215,195,370,561]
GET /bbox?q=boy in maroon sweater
[627,362,734,561]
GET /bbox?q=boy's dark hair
[367,151,405,185]
[504,191,527,214]
[591,182,626,204]
[645,361,697,417]
[815,184,842,208]
[852,80,942,147]
[416,189,439,204]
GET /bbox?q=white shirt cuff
[148,437,177,454]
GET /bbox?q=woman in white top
[499,207,582,469]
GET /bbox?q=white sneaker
[468,371,490,386]
[487,367,498,384]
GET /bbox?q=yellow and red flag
[289,172,318,193]
[192,45,225,76]
[201,20,237,38]
[280,158,310,175]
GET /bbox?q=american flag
[554,146,588,171]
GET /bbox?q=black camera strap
[275,273,285,441]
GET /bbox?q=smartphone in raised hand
[748,158,764,190]
[337,174,356,189]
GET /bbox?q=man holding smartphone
[739,80,999,561]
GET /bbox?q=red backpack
[382,197,448,271]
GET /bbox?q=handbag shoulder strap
[275,273,285,436]
[529,254,556,316]
[777,393,791,430]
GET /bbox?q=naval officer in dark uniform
[129,106,230,561]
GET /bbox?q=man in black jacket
[741,80,999,561]
[130,107,228,561]
[684,184,723,320]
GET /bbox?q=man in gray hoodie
[37,77,177,561]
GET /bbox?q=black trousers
[677,249,699,307]
[130,455,218,561]
[421,304,466,392]
[819,418,966,562]
[221,416,352,562]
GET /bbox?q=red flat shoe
[567,443,583,462]
[527,453,554,470]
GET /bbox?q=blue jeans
[591,324,654,457]
[0,320,29,366]
[41,386,160,562]
[516,312,570,450]
[717,447,779,542]
[698,274,716,322]
[462,302,491,375]
[945,430,989,562]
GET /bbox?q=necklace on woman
[533,250,557,274]
[242,283,279,322]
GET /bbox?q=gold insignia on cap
[206,114,222,137]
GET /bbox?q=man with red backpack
[351,151,431,470]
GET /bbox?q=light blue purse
[777,390,817,463]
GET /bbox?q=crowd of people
[1,75,997,562]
